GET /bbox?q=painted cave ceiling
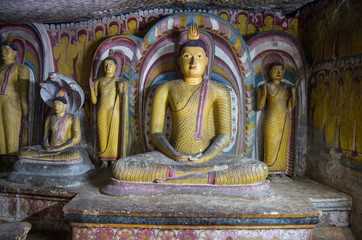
[0,0,314,24]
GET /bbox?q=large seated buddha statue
[111,24,269,186]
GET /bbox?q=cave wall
[300,0,362,237]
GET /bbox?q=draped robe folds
[96,76,121,160]
[0,64,29,156]
[263,81,292,172]
[20,114,81,160]
[113,80,269,185]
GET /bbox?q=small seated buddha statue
[9,72,93,186]
[20,90,81,160]
[112,25,268,185]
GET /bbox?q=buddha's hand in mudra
[175,152,203,162]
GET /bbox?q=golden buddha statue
[112,25,268,185]
[90,50,128,162]
[20,90,81,160]
[0,40,29,161]
[257,63,296,172]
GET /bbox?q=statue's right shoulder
[156,79,183,89]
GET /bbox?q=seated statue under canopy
[20,73,83,160]
[109,22,269,188]
[8,72,93,186]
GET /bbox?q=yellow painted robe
[95,76,121,159]
[263,82,292,172]
[0,64,29,156]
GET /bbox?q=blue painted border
[65,214,319,226]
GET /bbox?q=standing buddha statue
[0,39,29,163]
[257,62,296,172]
[90,50,128,162]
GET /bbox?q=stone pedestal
[0,167,353,239]
[64,176,322,239]
[0,222,31,240]
[8,148,94,187]
[0,179,76,231]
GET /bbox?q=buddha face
[104,60,117,75]
[179,47,208,80]
[269,65,284,82]
[290,19,298,30]
[60,36,69,45]
[1,45,17,63]
[264,16,273,26]
[54,101,68,115]
[127,20,137,31]
[238,14,247,24]
[220,13,228,21]
[317,75,324,86]
[95,30,104,40]
[78,34,87,43]
[109,25,119,35]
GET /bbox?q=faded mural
[301,0,362,165]
[309,57,362,164]
[44,8,298,89]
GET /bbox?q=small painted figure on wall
[53,30,77,79]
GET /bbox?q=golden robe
[263,82,292,172]
[0,64,29,156]
[95,76,121,160]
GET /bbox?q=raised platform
[8,148,94,187]
[0,167,352,239]
[64,175,323,239]
[0,221,31,240]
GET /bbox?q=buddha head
[264,16,274,26]
[94,24,105,40]
[268,62,284,83]
[290,18,298,30]
[147,16,158,28]
[237,13,248,24]
[178,40,208,81]
[127,19,137,32]
[60,33,69,46]
[95,30,104,40]
[0,41,17,64]
[103,55,117,77]
[53,96,68,116]
[79,34,86,43]
[218,11,230,22]
[77,29,87,43]
[317,73,325,87]
[109,23,119,35]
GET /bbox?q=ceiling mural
[0,0,314,24]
